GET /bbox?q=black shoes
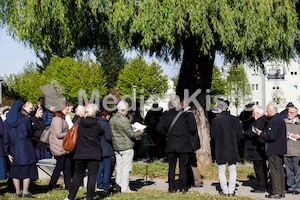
[16,193,22,198]
[219,192,235,196]
[251,189,266,193]
[16,192,35,198]
[228,192,235,196]
[286,190,299,195]
[193,182,204,188]
[22,192,35,198]
[265,193,281,199]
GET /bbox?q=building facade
[230,60,300,116]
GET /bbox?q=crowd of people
[212,100,300,199]
[0,96,299,199]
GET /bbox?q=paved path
[129,175,296,200]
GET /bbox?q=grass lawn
[0,161,254,199]
[132,160,255,181]
[0,182,251,200]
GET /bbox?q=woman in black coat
[31,107,48,160]
[67,104,104,200]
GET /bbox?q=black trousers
[253,160,268,191]
[49,154,72,190]
[167,152,189,192]
[268,155,285,195]
[68,159,100,200]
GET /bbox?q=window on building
[291,71,298,75]
[252,84,259,91]
[251,69,259,76]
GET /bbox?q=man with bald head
[257,102,287,199]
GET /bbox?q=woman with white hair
[66,104,104,200]
[72,105,86,124]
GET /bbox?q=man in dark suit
[211,100,242,196]
[156,98,197,193]
[258,102,287,199]
[244,106,268,193]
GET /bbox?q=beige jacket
[284,117,300,156]
[49,116,69,156]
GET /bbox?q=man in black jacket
[211,100,242,196]
[156,98,196,193]
[258,102,287,199]
[244,106,268,193]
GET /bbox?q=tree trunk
[176,38,215,169]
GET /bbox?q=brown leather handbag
[63,123,78,152]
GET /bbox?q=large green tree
[210,65,227,106]
[1,0,299,167]
[43,57,108,103]
[5,57,108,104]
[0,0,110,70]
[117,56,168,102]
[94,45,127,90]
[225,65,252,116]
[5,63,44,102]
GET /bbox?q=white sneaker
[123,190,135,193]
[95,188,104,192]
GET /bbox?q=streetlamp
[0,76,3,107]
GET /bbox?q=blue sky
[0,28,223,78]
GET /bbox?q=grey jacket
[109,112,143,151]
[49,116,69,156]
[284,117,300,156]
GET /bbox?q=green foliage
[109,0,299,64]
[172,75,179,92]
[5,57,107,104]
[43,57,108,103]
[94,45,127,90]
[2,1,298,66]
[117,57,168,101]
[5,63,45,102]
[0,0,110,69]
[226,65,252,114]
[210,66,226,104]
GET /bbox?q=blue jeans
[96,156,112,190]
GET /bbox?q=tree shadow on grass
[130,178,155,190]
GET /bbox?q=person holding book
[257,102,287,199]
[109,100,144,193]
[284,106,300,195]
[244,106,268,193]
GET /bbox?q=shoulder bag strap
[168,110,183,134]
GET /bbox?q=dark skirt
[9,164,37,180]
[0,156,7,180]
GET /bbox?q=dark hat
[286,102,294,108]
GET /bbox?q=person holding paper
[257,102,287,199]
[244,106,268,193]
[109,100,144,193]
[284,106,300,195]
